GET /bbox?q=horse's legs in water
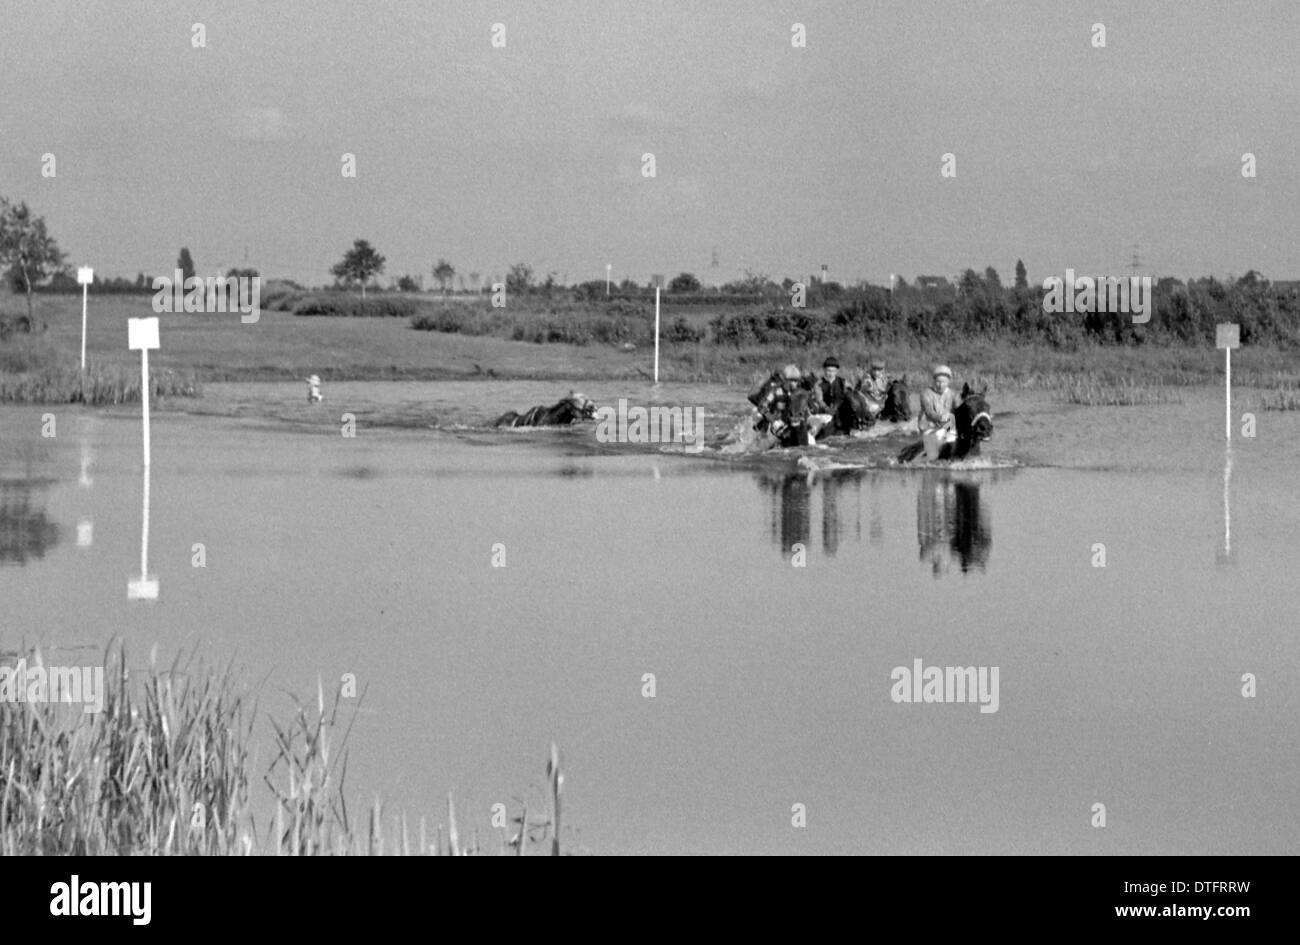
[898,439,927,463]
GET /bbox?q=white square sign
[128,317,160,351]
[1216,323,1240,349]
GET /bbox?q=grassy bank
[0,331,200,405]
[6,291,1300,399]
[0,645,569,855]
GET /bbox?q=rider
[856,359,890,419]
[918,364,958,435]
[751,364,801,436]
[814,357,846,414]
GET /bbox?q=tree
[1014,259,1028,289]
[331,239,385,297]
[468,271,481,292]
[958,269,983,297]
[178,247,196,285]
[0,199,66,319]
[670,272,701,293]
[505,262,533,295]
[396,274,420,292]
[984,266,1002,294]
[433,259,455,294]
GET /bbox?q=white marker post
[127,317,160,600]
[651,274,664,384]
[606,263,612,297]
[77,267,93,370]
[654,286,661,384]
[1216,323,1239,440]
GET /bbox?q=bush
[663,316,706,344]
[293,295,419,318]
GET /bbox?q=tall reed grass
[0,335,200,404]
[0,645,570,855]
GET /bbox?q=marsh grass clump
[1058,376,1184,406]
[0,333,200,404]
[1259,387,1300,411]
[0,645,572,855]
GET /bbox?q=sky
[2,0,1297,288]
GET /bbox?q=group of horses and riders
[749,358,992,461]
[491,357,992,463]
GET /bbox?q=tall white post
[127,316,161,600]
[77,266,93,371]
[141,347,151,466]
[1225,346,1231,441]
[606,264,612,296]
[653,286,661,384]
[80,283,88,370]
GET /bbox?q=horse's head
[881,378,911,422]
[956,383,993,447]
[566,391,598,420]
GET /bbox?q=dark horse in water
[493,391,598,427]
[897,383,993,463]
[819,378,911,438]
[748,373,821,446]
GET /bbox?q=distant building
[915,275,953,292]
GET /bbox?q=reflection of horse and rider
[756,468,868,558]
[916,472,991,576]
[747,359,990,457]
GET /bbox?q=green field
[4,290,1300,404]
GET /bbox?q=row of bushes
[705,280,1300,351]
[293,295,420,318]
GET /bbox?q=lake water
[3,380,1298,854]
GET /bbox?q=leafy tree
[396,274,420,292]
[331,239,385,297]
[670,272,701,293]
[505,262,533,295]
[178,247,196,284]
[1014,259,1028,289]
[433,259,455,294]
[984,266,1002,294]
[958,269,983,297]
[0,198,66,318]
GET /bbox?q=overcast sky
[2,0,1296,287]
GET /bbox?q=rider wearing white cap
[918,363,957,433]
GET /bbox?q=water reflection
[0,438,61,566]
[0,478,61,565]
[757,469,865,558]
[916,472,992,576]
[758,467,996,572]
[1217,443,1235,566]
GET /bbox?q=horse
[493,391,598,428]
[818,378,912,438]
[897,383,992,463]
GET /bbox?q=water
[3,381,1298,854]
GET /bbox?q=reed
[1259,387,1300,411]
[0,644,570,855]
[1057,376,1184,406]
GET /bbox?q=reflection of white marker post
[77,267,93,371]
[128,317,160,600]
[1216,323,1239,440]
